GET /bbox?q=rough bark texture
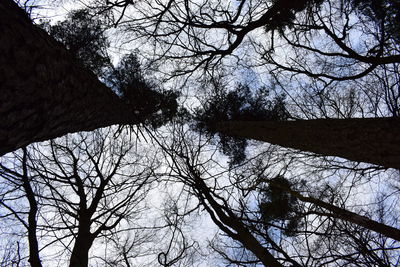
[215,118,400,169]
[0,0,140,156]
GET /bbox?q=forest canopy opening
[1,0,399,266]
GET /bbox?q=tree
[0,0,176,156]
[0,240,22,267]
[101,0,326,75]
[154,127,285,267]
[212,117,400,169]
[0,128,163,267]
[99,0,399,77]
[0,147,42,267]
[40,9,111,78]
[40,9,179,129]
[194,82,288,165]
[2,0,399,171]
[99,0,400,168]
[150,122,400,266]
[3,1,399,266]
[259,176,400,241]
[194,78,400,169]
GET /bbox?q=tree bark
[215,118,400,169]
[0,0,141,156]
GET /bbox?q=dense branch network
[97,0,399,80]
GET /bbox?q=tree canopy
[1,0,400,266]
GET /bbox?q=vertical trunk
[69,238,92,267]
[26,204,42,267]
[21,148,42,267]
[0,0,140,155]
[215,118,400,169]
[69,217,94,267]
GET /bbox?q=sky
[2,0,400,266]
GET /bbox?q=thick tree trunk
[215,118,400,169]
[69,235,93,267]
[69,216,94,267]
[0,0,140,155]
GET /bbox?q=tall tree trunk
[0,0,141,156]
[268,180,400,242]
[215,118,400,169]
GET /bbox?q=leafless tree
[0,127,168,267]
[0,148,42,267]
[149,122,400,266]
[90,0,399,80]
[0,240,23,267]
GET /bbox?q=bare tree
[0,127,164,266]
[0,148,42,267]
[92,0,399,79]
[0,241,22,267]
[149,122,400,266]
[151,125,296,266]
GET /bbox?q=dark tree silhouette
[351,0,400,42]
[260,176,400,241]
[259,176,303,237]
[99,0,400,78]
[99,0,400,169]
[0,0,176,155]
[41,9,111,78]
[152,125,299,266]
[0,148,42,267]
[1,0,399,171]
[41,9,179,126]
[106,53,179,128]
[213,117,400,169]
[152,124,400,266]
[194,78,400,169]
[195,83,288,165]
[0,128,159,267]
